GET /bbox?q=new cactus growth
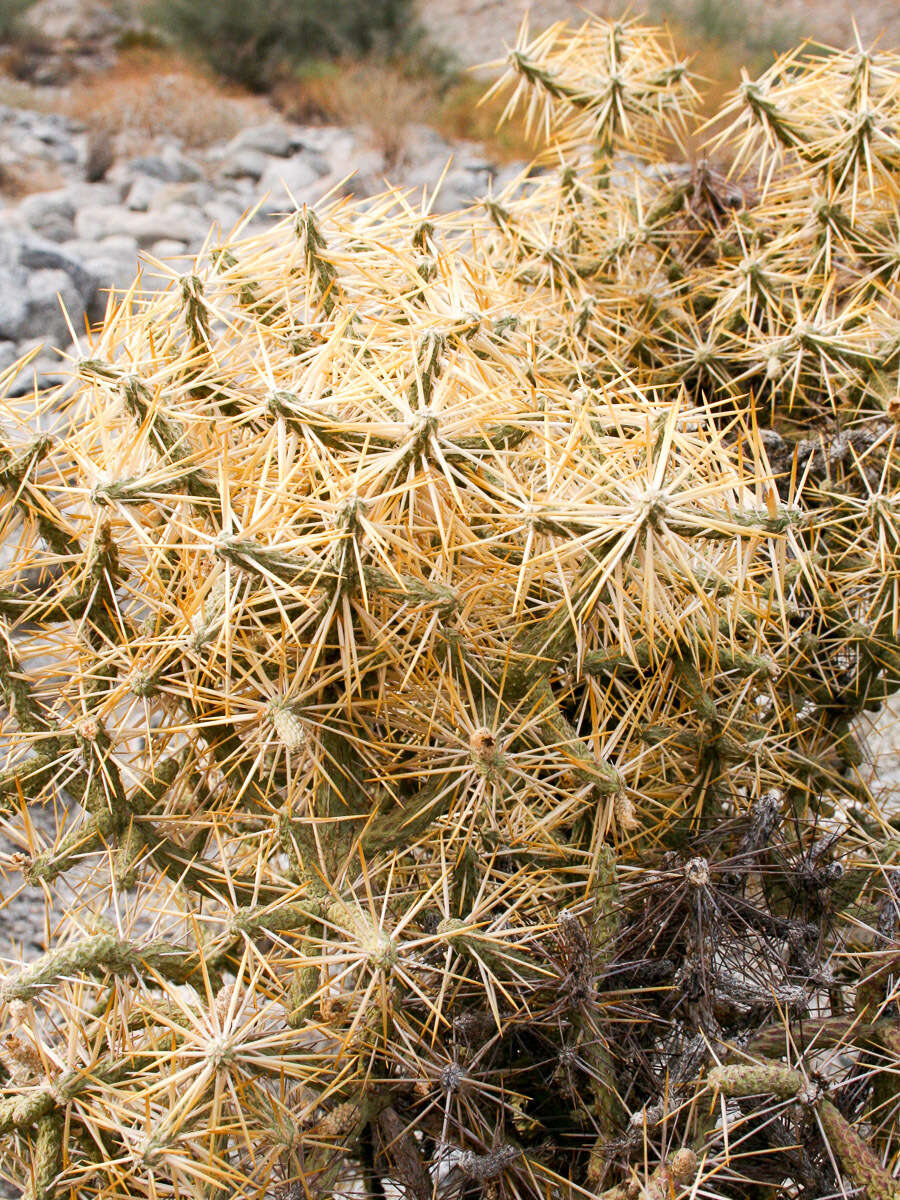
[1,15,900,1199]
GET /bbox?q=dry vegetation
[274,61,534,166]
[0,157,64,197]
[61,47,268,151]
[275,61,439,168]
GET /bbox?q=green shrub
[653,0,799,70]
[147,0,418,91]
[0,0,34,41]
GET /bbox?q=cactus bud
[267,699,307,752]
[669,1147,698,1182]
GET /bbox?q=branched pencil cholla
[0,16,899,1200]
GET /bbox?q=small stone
[17,189,76,240]
[258,153,330,212]
[0,272,29,342]
[25,268,85,346]
[219,148,269,182]
[75,204,208,249]
[149,239,188,261]
[145,181,214,212]
[126,175,165,212]
[126,148,203,185]
[227,123,294,158]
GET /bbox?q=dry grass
[61,47,269,151]
[0,157,64,197]
[0,73,54,110]
[434,74,535,161]
[276,60,437,169]
[276,59,534,165]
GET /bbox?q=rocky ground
[0,103,526,399]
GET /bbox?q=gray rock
[64,233,139,259]
[203,199,250,236]
[219,148,269,182]
[63,180,123,208]
[25,268,85,346]
[0,233,98,304]
[126,174,166,212]
[309,128,388,194]
[149,239,189,261]
[64,235,141,300]
[74,204,208,249]
[0,267,31,342]
[0,341,19,375]
[227,123,294,158]
[0,107,80,142]
[403,162,494,213]
[85,251,141,300]
[146,181,215,212]
[446,141,493,171]
[403,123,454,168]
[22,0,136,41]
[19,189,76,225]
[491,161,533,197]
[146,204,210,248]
[0,108,88,188]
[18,191,76,242]
[0,233,99,342]
[293,124,357,164]
[258,152,330,212]
[126,148,203,184]
[0,206,33,240]
[223,177,258,204]
[391,132,496,210]
[329,147,388,199]
[14,336,67,373]
[48,138,79,165]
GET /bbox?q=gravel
[0,102,520,396]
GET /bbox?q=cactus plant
[1,14,900,1200]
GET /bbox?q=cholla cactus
[1,16,899,1200]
